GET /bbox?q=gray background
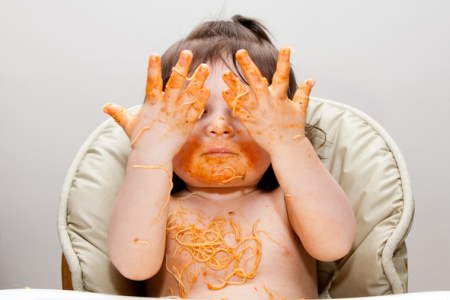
[1,0,449,293]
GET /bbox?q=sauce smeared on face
[176,133,262,185]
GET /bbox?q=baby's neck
[184,185,260,205]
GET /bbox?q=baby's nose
[206,117,234,137]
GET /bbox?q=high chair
[57,97,416,299]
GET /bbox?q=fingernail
[282,47,291,54]
[236,49,248,58]
[149,53,159,63]
[181,49,193,58]
[102,103,110,111]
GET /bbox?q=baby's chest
[162,197,309,291]
[166,203,300,256]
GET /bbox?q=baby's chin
[176,152,256,186]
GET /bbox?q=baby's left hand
[222,47,315,155]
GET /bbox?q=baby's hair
[154,15,328,194]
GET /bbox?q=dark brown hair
[157,15,328,194]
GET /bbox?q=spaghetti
[130,126,152,148]
[165,203,263,298]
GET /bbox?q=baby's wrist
[269,136,311,161]
[127,148,174,168]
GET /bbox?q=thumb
[102,103,132,129]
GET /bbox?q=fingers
[235,49,270,100]
[186,87,210,122]
[145,54,163,104]
[222,70,240,92]
[180,63,210,121]
[222,70,256,111]
[181,63,209,102]
[292,79,316,112]
[222,70,247,94]
[222,88,255,122]
[102,103,132,129]
[164,50,193,103]
[222,89,242,118]
[271,47,291,100]
[222,88,236,116]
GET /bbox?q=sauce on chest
[145,188,318,299]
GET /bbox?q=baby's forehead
[207,60,234,75]
[208,60,247,84]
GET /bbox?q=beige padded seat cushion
[57,97,414,298]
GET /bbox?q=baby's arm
[270,139,357,262]
[105,51,209,280]
[107,147,173,280]
[223,48,356,262]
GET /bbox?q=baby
[104,15,356,300]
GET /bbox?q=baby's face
[173,61,271,188]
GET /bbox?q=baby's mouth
[204,153,237,157]
[202,147,237,156]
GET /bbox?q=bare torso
[145,187,318,300]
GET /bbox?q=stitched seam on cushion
[311,97,414,293]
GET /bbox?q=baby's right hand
[102,50,210,156]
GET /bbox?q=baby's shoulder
[235,187,289,222]
[255,186,286,210]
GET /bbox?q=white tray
[1,289,450,300]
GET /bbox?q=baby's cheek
[238,140,262,168]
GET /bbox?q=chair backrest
[57,97,414,298]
